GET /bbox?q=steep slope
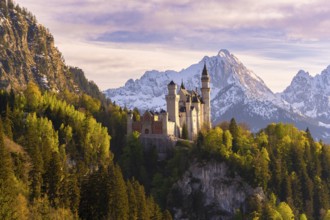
[171,161,265,219]
[280,66,330,126]
[105,49,279,111]
[105,50,328,141]
[0,1,78,92]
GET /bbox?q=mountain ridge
[104,49,330,142]
[280,65,330,126]
[0,2,79,93]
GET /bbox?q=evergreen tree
[229,118,240,152]
[45,152,62,207]
[277,202,294,220]
[132,179,150,220]
[3,104,13,139]
[148,196,163,220]
[107,163,129,220]
[181,123,188,139]
[162,210,173,220]
[0,119,16,219]
[253,147,270,189]
[67,173,80,215]
[121,132,145,182]
[24,82,42,111]
[127,180,138,220]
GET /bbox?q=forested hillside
[163,120,330,219]
[0,1,170,218]
[104,116,330,220]
[0,85,171,219]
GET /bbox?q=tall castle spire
[201,63,211,128]
[166,80,180,136]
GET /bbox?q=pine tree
[253,147,270,189]
[181,123,188,139]
[67,173,80,215]
[277,202,294,220]
[127,180,138,220]
[107,163,129,220]
[45,152,62,207]
[3,104,13,139]
[162,210,173,220]
[132,179,150,220]
[229,118,240,152]
[0,119,16,219]
[24,82,42,111]
[148,196,163,220]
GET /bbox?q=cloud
[17,0,330,43]
[15,0,330,92]
[57,40,208,90]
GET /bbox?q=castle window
[145,129,149,134]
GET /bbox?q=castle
[127,64,211,140]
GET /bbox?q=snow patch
[319,122,330,129]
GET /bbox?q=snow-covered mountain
[279,66,330,129]
[104,49,329,142]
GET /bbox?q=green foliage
[70,67,107,104]
[277,202,294,220]
[191,121,330,219]
[24,82,42,111]
[120,132,145,181]
[181,123,188,139]
[0,119,17,219]
[0,86,149,219]
[132,107,140,121]
[323,210,330,220]
[127,180,138,220]
[94,103,127,161]
[299,213,308,220]
[107,163,129,220]
[80,94,101,113]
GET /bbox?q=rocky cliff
[0,1,78,92]
[170,160,265,220]
[280,66,330,126]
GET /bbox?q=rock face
[104,50,330,142]
[170,161,265,220]
[280,67,330,125]
[0,1,78,92]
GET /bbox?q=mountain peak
[295,70,311,79]
[321,65,330,76]
[218,49,231,57]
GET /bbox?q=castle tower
[161,111,168,135]
[166,81,180,125]
[201,64,211,128]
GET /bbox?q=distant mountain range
[104,49,330,142]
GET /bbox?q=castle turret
[201,64,211,128]
[166,81,180,125]
[161,110,168,135]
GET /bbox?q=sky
[15,0,330,92]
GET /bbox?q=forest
[1,82,330,220]
[118,117,330,219]
[0,84,171,219]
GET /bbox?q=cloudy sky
[16,0,330,92]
